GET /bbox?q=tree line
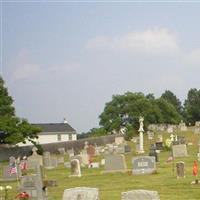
[79,89,200,139]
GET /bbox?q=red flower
[16,192,30,200]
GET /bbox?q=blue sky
[1,2,200,133]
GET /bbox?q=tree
[161,90,183,116]
[99,91,182,134]
[0,76,41,145]
[184,88,200,124]
[155,98,182,124]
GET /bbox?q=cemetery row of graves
[1,125,200,199]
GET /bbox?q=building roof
[32,123,76,134]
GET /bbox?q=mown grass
[1,131,200,200]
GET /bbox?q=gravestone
[155,142,163,150]
[167,126,173,133]
[2,165,17,181]
[67,149,75,158]
[57,156,65,164]
[176,162,185,178]
[28,147,43,169]
[88,162,99,168]
[20,175,47,200]
[87,145,96,162]
[121,190,160,200]
[179,121,187,131]
[43,152,54,169]
[62,187,99,200]
[64,162,71,168]
[101,159,105,166]
[172,144,188,158]
[147,131,154,140]
[149,144,158,162]
[58,148,66,155]
[132,156,156,175]
[70,159,81,177]
[104,154,127,173]
[115,137,125,145]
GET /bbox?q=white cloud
[86,28,180,56]
[13,64,42,81]
[184,48,200,66]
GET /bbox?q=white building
[18,121,77,146]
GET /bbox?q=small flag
[9,166,17,175]
[20,161,27,170]
[193,160,198,177]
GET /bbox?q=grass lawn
[1,131,200,200]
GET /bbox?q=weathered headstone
[104,154,127,173]
[58,147,66,155]
[88,162,99,168]
[64,162,71,168]
[147,131,154,140]
[2,165,17,181]
[155,142,163,151]
[28,147,43,169]
[57,156,65,164]
[43,152,54,169]
[70,159,81,177]
[67,149,75,158]
[115,137,125,145]
[176,162,185,178]
[132,156,156,175]
[62,187,99,200]
[149,144,158,162]
[20,174,47,200]
[121,190,160,200]
[172,144,188,158]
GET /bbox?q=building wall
[18,132,77,146]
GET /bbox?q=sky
[1,1,200,133]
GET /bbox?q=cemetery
[1,129,200,200]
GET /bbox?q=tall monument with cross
[138,116,145,153]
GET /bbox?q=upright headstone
[176,162,185,178]
[58,148,66,155]
[62,187,99,200]
[149,144,158,162]
[2,165,17,181]
[70,159,81,177]
[43,152,54,169]
[132,156,156,175]
[27,147,43,169]
[115,137,125,145]
[172,144,188,158]
[104,154,127,173]
[121,190,160,200]
[87,145,96,162]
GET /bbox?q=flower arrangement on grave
[16,191,30,200]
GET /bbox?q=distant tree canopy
[0,76,41,145]
[184,88,200,125]
[99,92,182,132]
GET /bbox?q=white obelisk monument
[138,116,144,153]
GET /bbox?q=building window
[69,134,72,141]
[57,134,61,141]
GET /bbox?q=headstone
[87,145,96,160]
[124,145,131,153]
[179,121,187,131]
[20,174,47,200]
[121,190,160,200]
[194,127,200,134]
[57,156,65,164]
[101,159,105,166]
[115,137,125,145]
[43,152,54,169]
[167,126,173,133]
[88,162,99,168]
[2,165,17,181]
[58,148,66,155]
[149,144,158,162]
[67,149,75,158]
[51,157,58,168]
[155,142,163,150]
[132,156,156,175]
[62,187,99,200]
[195,121,200,127]
[64,162,71,168]
[172,144,188,158]
[28,147,43,169]
[176,162,185,178]
[157,134,163,142]
[147,131,154,140]
[104,154,127,173]
[79,152,89,166]
[70,159,81,177]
